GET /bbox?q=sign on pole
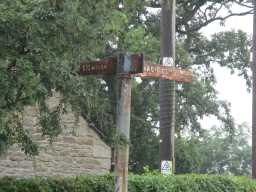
[136,63,192,82]
[79,57,117,75]
[161,160,172,175]
[79,54,144,76]
[162,57,174,67]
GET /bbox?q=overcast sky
[200,6,253,129]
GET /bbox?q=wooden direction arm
[79,54,144,76]
[79,57,117,75]
[135,63,192,83]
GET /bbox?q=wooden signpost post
[79,53,192,192]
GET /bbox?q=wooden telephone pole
[159,0,176,174]
[252,0,256,179]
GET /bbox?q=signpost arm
[159,0,176,174]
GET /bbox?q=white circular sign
[163,57,174,67]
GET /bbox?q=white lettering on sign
[137,63,192,82]
[161,160,172,175]
[162,57,174,67]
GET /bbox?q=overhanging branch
[178,9,253,34]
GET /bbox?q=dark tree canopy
[0,0,252,174]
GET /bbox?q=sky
[200,5,253,129]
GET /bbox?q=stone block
[93,144,111,159]
[18,161,33,169]
[9,152,26,161]
[37,154,53,162]
[63,136,76,144]
[98,158,111,169]
[76,137,94,145]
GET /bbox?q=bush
[0,174,255,192]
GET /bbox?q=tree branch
[234,1,253,9]
[178,9,253,34]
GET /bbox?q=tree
[175,123,251,176]
[0,0,252,176]
[125,0,251,172]
[252,0,256,179]
[0,0,123,155]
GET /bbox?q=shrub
[0,174,255,192]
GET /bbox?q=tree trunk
[252,0,256,179]
[159,0,176,174]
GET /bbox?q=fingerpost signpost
[79,54,192,192]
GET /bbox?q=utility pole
[159,0,176,174]
[252,0,256,179]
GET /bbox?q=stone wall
[0,93,111,177]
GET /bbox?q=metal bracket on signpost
[118,53,144,75]
[118,54,131,74]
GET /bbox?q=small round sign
[162,57,174,67]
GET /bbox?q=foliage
[175,123,251,176]
[128,28,251,171]
[129,174,256,192]
[129,80,160,172]
[0,0,118,154]
[0,0,253,177]
[0,174,256,192]
[0,175,114,192]
[125,0,251,172]
[198,124,251,176]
